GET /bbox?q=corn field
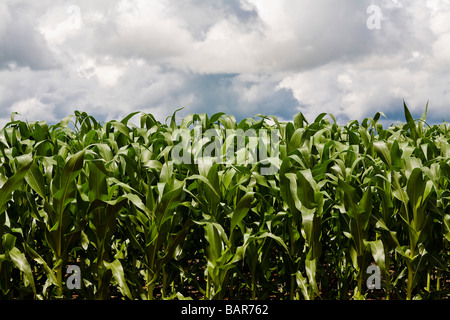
[0,104,448,300]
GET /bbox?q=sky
[1,0,449,128]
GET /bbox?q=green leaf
[406,167,428,231]
[88,160,109,202]
[338,179,358,219]
[305,258,320,298]
[338,179,371,256]
[444,214,450,242]
[25,160,47,198]
[403,101,418,140]
[59,115,73,127]
[168,107,184,131]
[110,121,131,139]
[51,149,85,259]
[2,233,17,251]
[366,240,387,277]
[392,171,410,223]
[144,160,163,171]
[403,101,415,124]
[186,174,220,198]
[390,140,402,168]
[0,157,33,214]
[104,259,132,299]
[209,112,226,124]
[293,112,307,129]
[54,150,85,201]
[9,247,36,295]
[296,169,320,210]
[203,222,225,265]
[230,192,255,238]
[24,243,58,285]
[284,172,302,212]
[295,271,311,300]
[120,111,141,125]
[374,141,391,167]
[124,193,154,220]
[156,219,194,268]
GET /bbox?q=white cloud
[10,98,58,123]
[1,0,450,127]
[76,57,125,87]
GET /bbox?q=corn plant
[0,103,448,300]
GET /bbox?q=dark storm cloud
[176,73,299,121]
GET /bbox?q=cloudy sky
[1,0,449,127]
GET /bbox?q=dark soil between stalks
[63,256,449,300]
